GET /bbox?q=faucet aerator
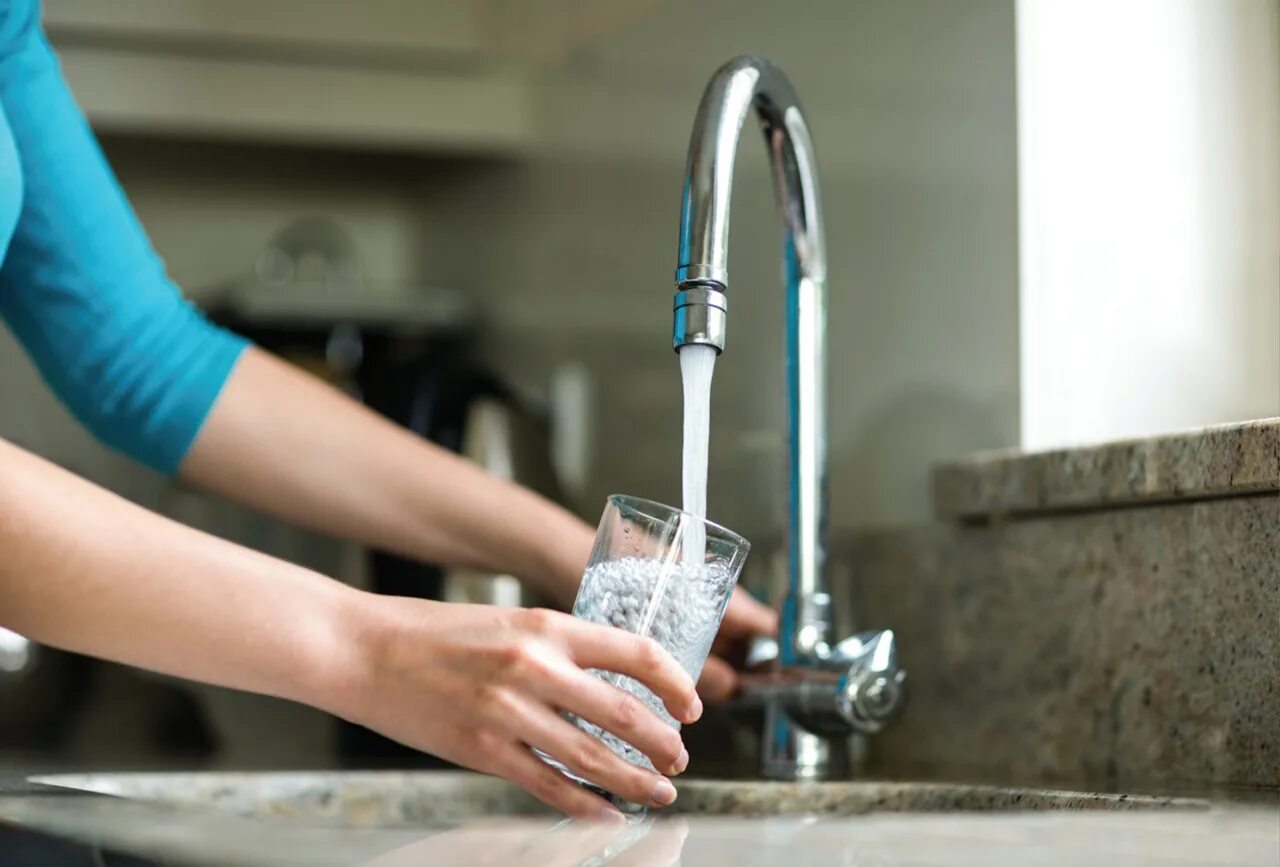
[672,284,728,353]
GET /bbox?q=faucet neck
[675,56,827,290]
[673,56,830,662]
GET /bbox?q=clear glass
[541,494,750,809]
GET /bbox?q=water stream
[678,344,717,565]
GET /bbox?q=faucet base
[760,705,868,781]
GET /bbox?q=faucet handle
[740,628,907,735]
[830,629,907,734]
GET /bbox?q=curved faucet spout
[674,55,827,292]
[671,56,829,661]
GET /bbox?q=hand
[325,596,702,820]
[697,588,778,702]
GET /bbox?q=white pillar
[1016,0,1280,449]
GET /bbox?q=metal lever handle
[738,629,907,736]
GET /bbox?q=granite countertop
[0,771,1277,866]
[932,417,1279,520]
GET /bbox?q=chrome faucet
[671,56,905,780]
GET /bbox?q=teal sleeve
[0,17,248,474]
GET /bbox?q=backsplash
[847,420,1280,790]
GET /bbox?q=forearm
[181,347,593,604]
[0,437,358,711]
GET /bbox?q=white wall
[1017,0,1280,449]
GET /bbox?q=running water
[679,344,716,565]
[536,345,726,800]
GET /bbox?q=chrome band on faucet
[672,284,728,352]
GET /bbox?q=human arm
[180,348,778,696]
[0,17,774,697]
[0,436,699,817]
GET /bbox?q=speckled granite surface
[933,418,1279,519]
[2,771,1273,866]
[843,492,1280,790]
[24,771,1208,822]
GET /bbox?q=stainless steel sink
[30,771,1206,827]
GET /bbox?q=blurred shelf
[202,283,475,332]
[43,0,485,61]
[45,0,532,154]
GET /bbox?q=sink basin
[30,771,1206,827]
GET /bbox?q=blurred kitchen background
[1,0,1276,771]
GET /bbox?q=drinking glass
[541,494,751,810]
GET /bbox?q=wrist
[530,516,593,607]
[293,583,385,720]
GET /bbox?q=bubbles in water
[569,556,735,770]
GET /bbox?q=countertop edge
[932,417,1280,520]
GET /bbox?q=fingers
[510,695,681,810]
[491,742,627,821]
[530,663,688,775]
[696,655,738,703]
[557,618,701,725]
[719,588,778,638]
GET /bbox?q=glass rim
[605,493,750,551]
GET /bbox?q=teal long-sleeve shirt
[0,1,247,473]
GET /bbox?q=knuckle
[472,682,500,708]
[491,639,526,671]
[529,768,565,803]
[458,724,503,762]
[634,635,663,668]
[473,682,515,716]
[660,731,684,764]
[612,691,643,730]
[470,731,504,761]
[494,638,544,680]
[573,741,613,779]
[516,607,556,635]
